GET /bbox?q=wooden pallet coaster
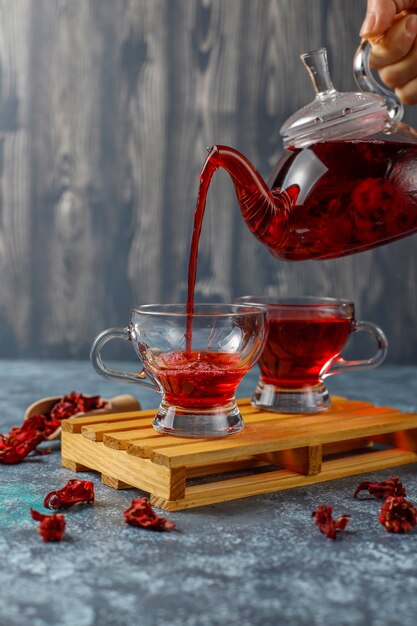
[61,396,417,511]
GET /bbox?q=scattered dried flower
[354,477,406,500]
[379,496,417,534]
[312,504,350,540]
[124,498,176,532]
[30,508,66,542]
[44,479,95,510]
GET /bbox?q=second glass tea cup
[236,296,388,413]
[90,303,267,438]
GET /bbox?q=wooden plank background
[0,0,416,362]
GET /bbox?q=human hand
[360,0,417,104]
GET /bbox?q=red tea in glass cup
[236,296,388,413]
[90,304,267,437]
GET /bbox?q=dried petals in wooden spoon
[24,393,141,440]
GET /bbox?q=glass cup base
[251,379,331,414]
[152,398,244,438]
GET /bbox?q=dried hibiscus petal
[354,477,406,500]
[0,412,59,464]
[44,479,95,510]
[1,391,106,465]
[379,496,417,534]
[0,432,44,464]
[30,508,66,542]
[312,504,350,540]
[16,414,61,439]
[50,392,106,422]
[124,498,176,532]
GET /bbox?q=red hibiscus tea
[259,316,351,388]
[237,297,388,413]
[150,350,248,409]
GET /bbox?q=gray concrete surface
[1,360,417,626]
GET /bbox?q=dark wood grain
[30,1,108,357]
[0,0,32,355]
[164,0,242,304]
[0,0,415,362]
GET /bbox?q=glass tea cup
[236,296,388,413]
[90,303,267,438]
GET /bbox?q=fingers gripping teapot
[201,43,417,261]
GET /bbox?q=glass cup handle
[323,320,388,378]
[90,327,160,391]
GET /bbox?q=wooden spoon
[24,394,141,440]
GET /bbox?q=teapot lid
[280,48,389,149]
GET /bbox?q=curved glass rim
[235,295,354,310]
[131,303,267,318]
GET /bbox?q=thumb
[360,0,417,37]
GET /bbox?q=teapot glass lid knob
[301,48,337,98]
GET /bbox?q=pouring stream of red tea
[185,145,276,350]
[185,145,298,350]
[184,148,217,350]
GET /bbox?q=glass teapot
[202,42,417,261]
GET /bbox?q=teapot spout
[203,145,299,254]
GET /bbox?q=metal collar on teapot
[280,44,403,149]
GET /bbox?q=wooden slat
[100,396,358,448]
[186,458,267,479]
[257,445,322,476]
[323,438,374,455]
[144,413,415,467]
[150,448,417,511]
[100,410,285,448]
[373,428,417,452]
[103,428,161,449]
[78,399,259,441]
[121,402,379,453]
[127,406,402,464]
[81,418,155,441]
[86,397,348,433]
[61,457,90,473]
[101,474,134,490]
[70,395,352,439]
[62,409,156,433]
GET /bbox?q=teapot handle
[353,40,404,122]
